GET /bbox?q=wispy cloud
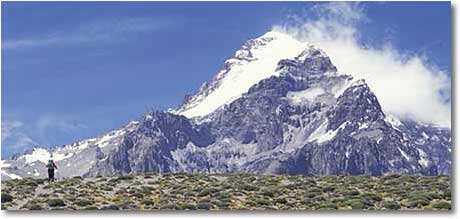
[2,17,174,50]
[1,120,39,157]
[1,114,88,158]
[36,114,88,135]
[274,2,451,127]
[1,120,25,141]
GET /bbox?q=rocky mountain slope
[1,31,451,180]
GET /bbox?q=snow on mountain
[173,31,307,118]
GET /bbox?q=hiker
[46,159,58,182]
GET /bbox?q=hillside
[1,173,451,210]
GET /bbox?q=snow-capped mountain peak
[172,31,308,118]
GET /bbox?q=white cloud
[36,114,88,135]
[1,114,87,157]
[1,120,39,156]
[273,2,451,127]
[2,18,174,50]
[1,120,23,141]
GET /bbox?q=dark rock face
[277,46,337,76]
[87,112,215,176]
[3,46,451,179]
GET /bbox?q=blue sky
[1,2,451,158]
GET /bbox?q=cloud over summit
[274,2,451,127]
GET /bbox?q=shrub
[83,206,99,210]
[101,204,120,210]
[181,203,197,210]
[430,200,451,210]
[28,204,43,210]
[75,199,93,207]
[198,187,220,197]
[238,184,258,191]
[347,199,366,209]
[318,202,337,210]
[197,202,213,210]
[275,197,288,205]
[406,198,430,208]
[344,190,360,196]
[254,198,272,206]
[47,198,65,207]
[361,192,382,201]
[259,189,276,198]
[141,199,155,206]
[321,186,335,192]
[1,194,13,203]
[383,201,401,210]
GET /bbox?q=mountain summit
[173,31,307,118]
[1,31,451,180]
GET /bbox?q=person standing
[46,159,58,182]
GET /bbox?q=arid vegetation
[1,173,451,210]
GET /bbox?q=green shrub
[361,192,382,201]
[75,199,93,207]
[259,189,276,198]
[346,199,366,209]
[275,197,288,204]
[406,198,430,208]
[27,204,43,210]
[321,186,335,192]
[181,203,197,210]
[47,198,65,207]
[101,204,120,210]
[383,201,401,210]
[1,193,13,203]
[141,199,155,206]
[198,187,220,196]
[318,202,337,210]
[430,201,450,210]
[344,190,360,196]
[197,202,213,210]
[83,206,99,210]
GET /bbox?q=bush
[101,204,120,210]
[361,192,382,201]
[275,197,288,204]
[47,198,65,207]
[83,206,99,210]
[181,203,197,210]
[75,199,93,207]
[347,199,366,209]
[259,189,276,198]
[141,199,155,206]
[1,193,13,203]
[430,200,450,210]
[406,198,430,208]
[28,204,43,210]
[344,190,360,196]
[383,201,401,210]
[238,184,258,191]
[321,186,335,192]
[198,187,220,197]
[318,202,337,210]
[197,202,213,210]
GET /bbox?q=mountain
[1,31,451,180]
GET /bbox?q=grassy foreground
[1,173,451,211]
